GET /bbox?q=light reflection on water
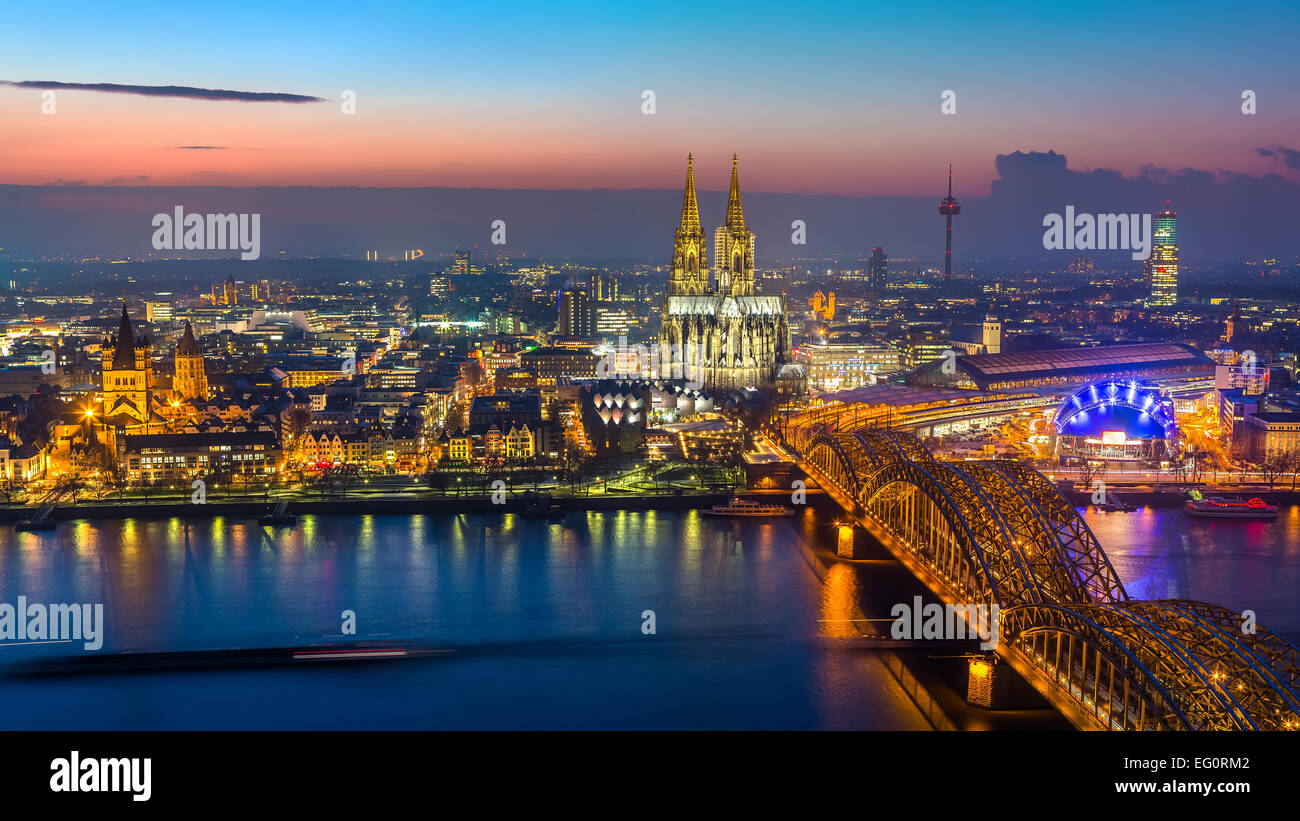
[1082,505,1300,640]
[0,510,927,730]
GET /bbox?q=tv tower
[938,163,961,281]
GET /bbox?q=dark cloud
[987,150,1300,262]
[6,150,1300,264]
[0,80,324,103]
[102,175,151,185]
[1255,145,1300,169]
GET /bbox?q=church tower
[173,320,209,402]
[101,305,154,426]
[668,154,709,296]
[714,154,755,296]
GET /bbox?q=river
[0,510,927,730]
[0,505,1293,729]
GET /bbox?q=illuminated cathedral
[658,154,790,392]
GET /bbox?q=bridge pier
[966,655,1010,709]
[835,522,864,559]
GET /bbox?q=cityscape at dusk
[1,0,1298,807]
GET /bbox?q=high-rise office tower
[453,250,469,277]
[869,247,888,292]
[1145,204,1178,306]
[558,287,592,337]
[588,272,619,302]
[429,274,450,299]
[937,164,960,281]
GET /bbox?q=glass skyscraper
[1146,206,1178,306]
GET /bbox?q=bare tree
[1260,453,1287,490]
[1078,459,1107,491]
[1287,450,1300,491]
[1187,449,1207,486]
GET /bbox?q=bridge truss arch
[791,424,1300,731]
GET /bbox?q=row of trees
[1255,450,1300,490]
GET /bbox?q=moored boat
[259,500,297,526]
[702,496,795,517]
[1097,490,1135,512]
[521,493,565,519]
[1183,493,1278,520]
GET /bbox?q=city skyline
[5,1,1300,769]
[3,147,1300,265]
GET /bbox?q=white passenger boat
[703,497,795,517]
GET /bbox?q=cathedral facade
[658,155,790,392]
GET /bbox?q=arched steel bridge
[788,423,1300,731]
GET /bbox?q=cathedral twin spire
[671,153,750,297]
[679,153,702,237]
[724,153,745,232]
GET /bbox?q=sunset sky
[2,0,1299,196]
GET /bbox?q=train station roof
[952,342,1213,389]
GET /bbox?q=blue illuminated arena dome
[1056,380,1174,438]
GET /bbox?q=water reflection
[0,510,923,729]
[1083,505,1300,640]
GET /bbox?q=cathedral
[658,155,790,392]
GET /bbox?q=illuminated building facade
[1145,205,1178,306]
[558,288,593,337]
[810,291,835,321]
[1243,412,1300,461]
[122,430,279,482]
[982,315,1002,355]
[145,301,172,322]
[593,304,635,338]
[658,154,791,392]
[794,342,903,393]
